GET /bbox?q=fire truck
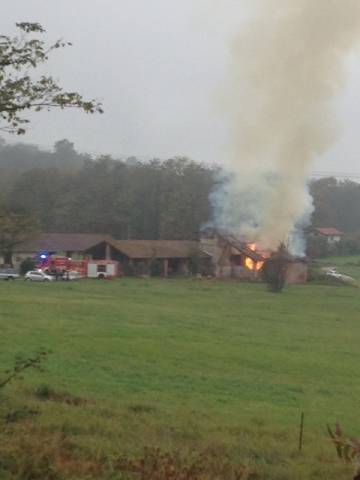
[36,254,87,278]
[36,253,118,279]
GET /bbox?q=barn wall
[286,263,308,284]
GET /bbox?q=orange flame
[245,243,264,271]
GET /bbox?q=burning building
[200,228,265,279]
[200,229,307,284]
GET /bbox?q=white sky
[1,0,360,173]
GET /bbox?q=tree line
[1,138,360,246]
[1,139,215,241]
[310,177,360,234]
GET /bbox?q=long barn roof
[15,233,113,252]
[105,239,204,259]
[314,227,344,236]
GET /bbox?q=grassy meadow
[0,256,360,479]
[317,254,360,282]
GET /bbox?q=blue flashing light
[40,254,47,259]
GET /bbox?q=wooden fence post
[299,412,305,452]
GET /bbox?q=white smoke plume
[212,0,360,255]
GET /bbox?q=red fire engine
[37,255,88,278]
[36,253,118,279]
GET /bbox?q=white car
[24,270,54,282]
[0,268,20,280]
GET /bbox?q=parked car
[24,270,54,282]
[0,268,20,280]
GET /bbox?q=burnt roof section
[225,235,266,262]
[15,233,113,252]
[102,239,206,259]
[313,227,344,236]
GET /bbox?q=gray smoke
[213,0,360,254]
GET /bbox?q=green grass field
[1,256,360,479]
[317,255,360,282]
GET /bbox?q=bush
[34,384,53,400]
[262,246,288,293]
[307,264,323,282]
[306,236,329,259]
[19,257,36,275]
[338,234,360,255]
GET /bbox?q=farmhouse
[9,233,207,277]
[85,239,205,277]
[11,233,113,267]
[200,232,266,279]
[200,229,308,284]
[311,227,344,245]
[7,231,308,283]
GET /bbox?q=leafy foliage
[310,177,360,235]
[0,209,38,265]
[262,244,289,293]
[1,135,360,247]
[0,22,103,135]
[306,235,329,258]
[5,152,215,241]
[19,256,36,275]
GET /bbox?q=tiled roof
[314,228,344,236]
[15,233,113,252]
[106,239,204,259]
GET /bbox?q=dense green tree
[0,137,90,173]
[158,158,213,240]
[5,154,215,240]
[310,177,360,233]
[3,141,360,245]
[6,167,68,230]
[0,209,38,266]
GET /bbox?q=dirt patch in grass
[128,403,158,414]
[34,384,90,406]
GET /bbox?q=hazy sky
[1,1,360,173]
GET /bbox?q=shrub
[339,234,360,256]
[34,384,53,400]
[307,264,323,282]
[19,257,36,275]
[262,245,288,293]
[306,236,329,259]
